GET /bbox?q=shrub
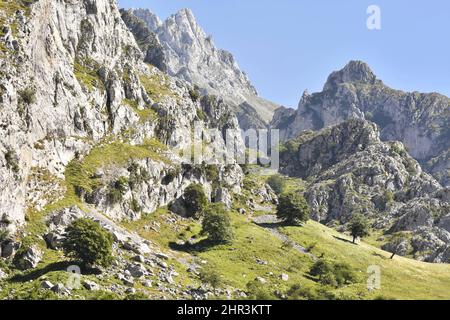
[114,176,129,194]
[128,162,150,189]
[130,198,142,213]
[108,176,129,204]
[18,87,36,105]
[125,291,150,300]
[108,188,123,204]
[62,218,113,267]
[204,164,220,182]
[348,214,370,243]
[4,150,19,173]
[189,87,201,102]
[286,284,336,300]
[201,203,234,244]
[246,280,276,300]
[266,175,287,195]
[199,267,223,290]
[184,183,208,218]
[384,190,394,204]
[0,228,10,243]
[12,245,31,270]
[276,192,310,225]
[309,259,357,288]
[162,167,179,185]
[333,262,358,286]
[281,239,295,251]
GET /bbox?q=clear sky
[118,0,450,108]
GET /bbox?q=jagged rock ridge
[273,60,450,185]
[123,8,281,129]
[280,118,450,263]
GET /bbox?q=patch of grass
[122,99,157,123]
[66,139,171,196]
[139,72,176,103]
[121,207,197,248]
[74,57,104,92]
[194,213,314,291]
[281,220,450,300]
[0,0,35,36]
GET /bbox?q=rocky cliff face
[0,0,243,236]
[280,118,450,262]
[273,61,450,185]
[124,8,280,129]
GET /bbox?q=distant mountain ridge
[273,60,450,186]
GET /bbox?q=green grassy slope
[124,206,450,300]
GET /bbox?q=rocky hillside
[122,8,280,129]
[273,61,450,185]
[280,118,450,263]
[2,0,450,301]
[0,0,244,261]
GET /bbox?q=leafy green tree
[348,214,370,244]
[184,183,208,217]
[201,203,234,244]
[266,175,287,195]
[276,192,310,225]
[63,218,113,267]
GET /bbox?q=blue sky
[118,0,450,107]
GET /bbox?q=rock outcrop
[280,119,450,262]
[273,60,450,185]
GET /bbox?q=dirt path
[252,215,317,260]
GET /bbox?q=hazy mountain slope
[126,8,280,129]
[273,61,450,185]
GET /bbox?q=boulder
[47,206,84,229]
[1,241,20,258]
[255,277,267,284]
[44,232,65,250]
[83,280,100,291]
[123,241,151,256]
[51,283,71,295]
[155,252,169,260]
[141,279,153,288]
[126,263,147,278]
[214,187,232,209]
[41,281,54,289]
[14,246,43,270]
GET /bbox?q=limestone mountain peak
[324,60,378,91]
[126,6,280,129]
